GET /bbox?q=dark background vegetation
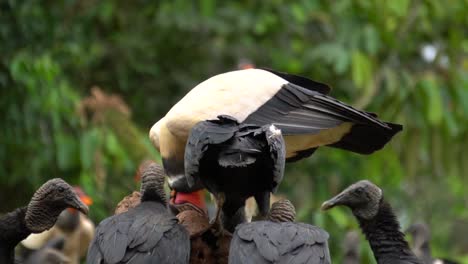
[1,1,467,262]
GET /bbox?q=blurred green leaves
[351,51,373,89]
[1,0,467,262]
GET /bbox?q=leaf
[419,76,443,125]
[351,51,372,89]
[81,128,101,170]
[309,43,350,74]
[387,0,410,17]
[291,4,306,23]
[200,0,215,17]
[362,24,379,55]
[328,208,349,229]
[55,133,77,170]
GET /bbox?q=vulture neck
[140,182,167,205]
[356,200,421,264]
[0,207,32,264]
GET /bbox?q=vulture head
[321,180,382,220]
[267,199,296,223]
[25,178,89,233]
[140,162,167,204]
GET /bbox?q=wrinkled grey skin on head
[322,180,382,220]
[140,162,167,204]
[25,178,89,233]
[268,199,296,223]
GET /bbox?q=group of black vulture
[0,68,458,263]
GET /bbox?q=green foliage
[1,0,467,262]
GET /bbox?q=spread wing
[244,83,402,158]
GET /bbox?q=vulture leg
[210,192,225,236]
[254,191,271,219]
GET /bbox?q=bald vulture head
[139,162,167,204]
[321,180,382,220]
[267,199,296,223]
[25,178,89,233]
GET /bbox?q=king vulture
[184,115,285,232]
[149,68,403,194]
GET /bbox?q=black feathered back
[185,115,286,231]
[87,202,189,264]
[229,221,331,264]
[185,115,285,195]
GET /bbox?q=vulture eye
[355,187,364,195]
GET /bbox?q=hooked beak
[70,196,89,215]
[321,192,347,211]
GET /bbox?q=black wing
[244,83,402,155]
[185,115,240,187]
[146,224,191,264]
[261,68,331,95]
[86,213,132,264]
[87,202,188,264]
[263,124,286,192]
[230,221,331,264]
[86,237,104,264]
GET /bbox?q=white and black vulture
[185,115,285,232]
[406,222,459,264]
[229,199,331,264]
[86,162,190,264]
[149,68,402,217]
[0,178,88,264]
[321,180,422,264]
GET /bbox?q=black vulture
[185,115,286,232]
[0,178,88,264]
[22,237,69,264]
[86,162,190,264]
[406,222,459,264]
[20,187,95,264]
[343,231,360,264]
[114,191,142,215]
[177,209,231,264]
[321,180,422,264]
[229,199,331,264]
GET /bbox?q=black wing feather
[244,83,402,155]
[263,125,286,192]
[184,115,239,187]
[261,68,331,95]
[230,221,331,264]
[87,202,188,264]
